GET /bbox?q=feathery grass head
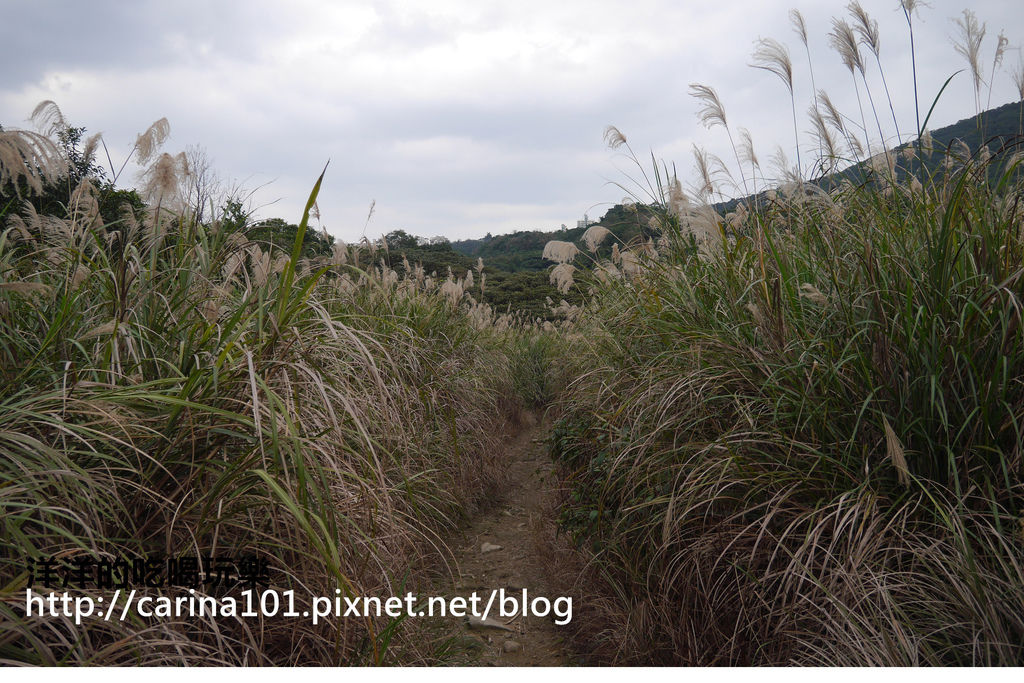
[1013,60,1024,100]
[618,249,639,276]
[0,127,65,195]
[866,148,896,189]
[68,177,102,229]
[330,242,348,266]
[900,0,928,16]
[848,1,880,56]
[809,106,840,169]
[134,117,171,165]
[594,260,620,283]
[689,145,731,200]
[817,90,846,133]
[770,145,798,182]
[952,9,986,95]
[81,131,103,169]
[439,276,464,304]
[542,240,579,264]
[692,145,716,199]
[549,262,575,293]
[738,127,759,169]
[798,282,829,306]
[29,100,68,138]
[991,30,1009,75]
[667,176,690,217]
[830,18,865,74]
[139,151,188,203]
[689,83,728,130]
[751,37,794,93]
[679,204,720,247]
[603,125,628,149]
[789,9,808,47]
[582,224,611,252]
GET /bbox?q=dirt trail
[426,411,576,666]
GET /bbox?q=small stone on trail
[467,615,515,632]
[480,542,503,554]
[502,639,522,653]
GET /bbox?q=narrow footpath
[425,411,578,666]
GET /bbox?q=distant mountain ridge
[382,99,1022,318]
[450,202,657,273]
[717,98,1024,212]
[452,98,1024,269]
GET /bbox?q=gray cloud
[2,0,1020,241]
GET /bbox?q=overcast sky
[2,0,1021,242]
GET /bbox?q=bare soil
[422,410,578,666]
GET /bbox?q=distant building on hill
[576,214,596,229]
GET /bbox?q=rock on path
[426,411,574,666]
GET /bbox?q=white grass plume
[790,9,808,47]
[690,83,729,130]
[692,145,716,200]
[799,283,828,307]
[0,128,65,195]
[68,178,103,232]
[791,9,824,162]
[848,2,879,56]
[549,262,575,294]
[882,416,910,487]
[752,37,801,176]
[817,90,846,134]
[440,277,463,304]
[987,30,1009,109]
[543,240,579,264]
[769,145,800,184]
[618,250,640,277]
[738,128,759,171]
[690,82,751,193]
[849,1,900,141]
[829,19,874,157]
[582,224,611,253]
[594,260,620,283]
[603,125,628,149]
[139,151,189,205]
[830,18,865,75]
[667,176,689,218]
[134,118,170,165]
[752,37,793,93]
[1013,60,1024,102]
[899,0,927,15]
[992,30,1009,72]
[331,242,348,266]
[809,107,841,172]
[30,100,68,138]
[952,9,986,114]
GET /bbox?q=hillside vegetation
[547,2,1024,665]
[0,103,559,664]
